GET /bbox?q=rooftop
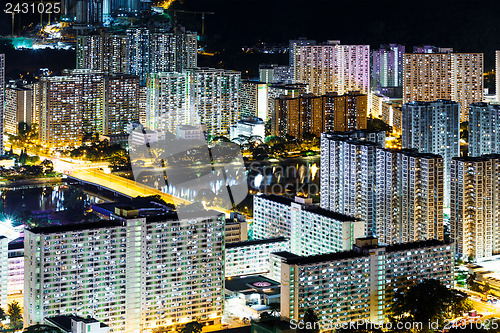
[225,275,280,292]
[226,237,288,249]
[276,250,368,265]
[27,220,124,234]
[46,315,108,332]
[453,154,500,162]
[385,239,451,253]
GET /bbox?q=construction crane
[169,9,214,36]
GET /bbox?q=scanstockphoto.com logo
[128,126,248,220]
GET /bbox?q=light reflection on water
[0,183,108,217]
[161,157,321,200]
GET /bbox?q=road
[10,147,234,215]
[455,287,500,316]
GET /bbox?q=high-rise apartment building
[25,206,224,332]
[240,80,268,120]
[77,28,197,81]
[451,156,500,260]
[402,100,460,206]
[127,28,197,81]
[104,75,140,135]
[225,237,290,278]
[0,236,7,310]
[259,64,293,84]
[187,68,241,136]
[0,54,4,153]
[381,100,403,134]
[320,134,379,237]
[253,194,365,256]
[376,149,444,244]
[321,133,444,244]
[4,84,33,135]
[403,52,483,120]
[38,70,140,147]
[146,68,241,137]
[289,38,316,67]
[277,238,453,326]
[293,42,370,96]
[371,44,405,95]
[146,72,190,134]
[149,30,197,73]
[267,83,308,123]
[273,91,368,138]
[496,51,500,102]
[468,103,500,157]
[77,31,128,74]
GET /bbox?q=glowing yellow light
[158,0,175,9]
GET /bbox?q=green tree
[389,279,471,332]
[40,159,54,174]
[8,300,23,329]
[298,308,319,333]
[268,302,280,317]
[23,324,62,333]
[259,312,273,322]
[0,307,6,321]
[180,321,203,333]
[467,273,482,292]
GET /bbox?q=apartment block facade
[468,103,500,157]
[376,149,444,244]
[24,210,224,333]
[225,237,289,278]
[403,52,483,121]
[253,194,365,256]
[293,42,370,96]
[451,156,500,260]
[272,91,368,138]
[277,238,453,327]
[402,100,460,206]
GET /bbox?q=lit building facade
[104,75,140,135]
[146,72,190,134]
[7,240,24,304]
[289,38,316,67]
[0,54,4,153]
[146,69,241,137]
[24,209,224,332]
[241,81,268,120]
[293,42,370,96]
[259,64,293,84]
[403,52,483,121]
[371,44,405,95]
[468,103,500,157]
[451,156,500,260]
[77,31,128,74]
[225,237,290,278]
[253,194,365,256]
[0,236,7,310]
[186,68,241,137]
[127,28,197,81]
[37,70,140,147]
[402,100,460,206]
[376,149,444,244]
[267,83,308,124]
[320,134,379,237]
[277,238,453,326]
[5,85,33,135]
[273,91,368,138]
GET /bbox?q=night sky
[184,0,500,67]
[1,0,500,76]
